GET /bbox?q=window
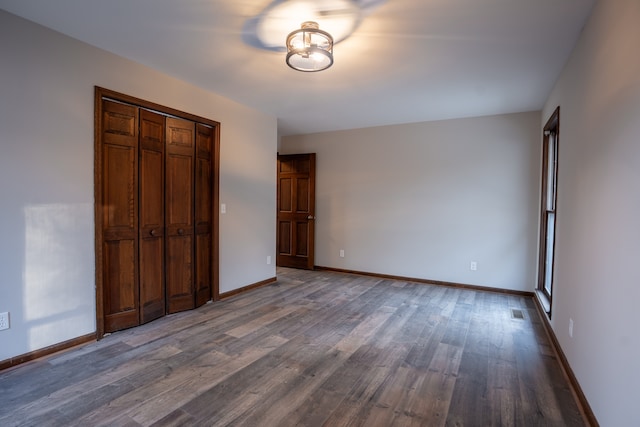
[537,107,559,315]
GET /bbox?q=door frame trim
[94,86,220,339]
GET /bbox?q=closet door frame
[94,86,220,339]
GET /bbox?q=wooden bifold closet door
[139,109,166,324]
[101,100,140,332]
[98,94,217,335]
[165,116,196,314]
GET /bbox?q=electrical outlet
[267,255,271,265]
[0,312,9,331]
[339,249,345,258]
[470,261,477,271]
[220,203,226,214]
[569,318,574,338]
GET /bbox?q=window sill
[536,290,551,317]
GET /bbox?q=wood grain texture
[277,153,316,270]
[0,334,96,371]
[0,268,588,426]
[94,87,221,338]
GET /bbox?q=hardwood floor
[0,268,586,426]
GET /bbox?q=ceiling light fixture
[286,21,334,72]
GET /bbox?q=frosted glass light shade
[286,21,334,72]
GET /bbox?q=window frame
[537,107,560,316]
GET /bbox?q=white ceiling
[0,0,595,136]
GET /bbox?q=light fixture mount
[286,21,334,72]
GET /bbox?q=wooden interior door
[165,117,196,313]
[101,100,140,332]
[195,123,214,306]
[138,109,165,324]
[277,153,316,270]
[96,87,221,338]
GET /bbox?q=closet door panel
[103,145,137,232]
[195,124,213,306]
[139,237,164,322]
[101,99,139,332]
[103,240,138,331]
[165,117,195,313]
[166,235,195,311]
[166,154,193,225]
[139,109,166,324]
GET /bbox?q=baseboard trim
[315,266,535,297]
[219,276,277,300]
[532,296,599,427]
[0,333,96,372]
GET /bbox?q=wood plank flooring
[0,268,586,426]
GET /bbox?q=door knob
[178,228,184,235]
[149,229,157,236]
[307,215,316,220]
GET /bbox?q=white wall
[281,112,541,292]
[542,0,640,425]
[0,10,277,362]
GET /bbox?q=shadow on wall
[22,203,95,351]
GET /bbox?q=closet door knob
[149,229,157,236]
[178,228,184,235]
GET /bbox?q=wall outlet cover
[0,312,9,331]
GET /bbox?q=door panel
[166,155,193,224]
[295,221,309,256]
[139,109,165,324]
[195,124,214,306]
[296,178,309,211]
[277,153,316,270]
[166,235,195,312]
[139,237,164,322]
[101,100,139,332]
[165,117,195,313]
[279,221,292,255]
[103,145,137,231]
[279,178,292,211]
[103,240,138,331]
[196,234,211,305]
